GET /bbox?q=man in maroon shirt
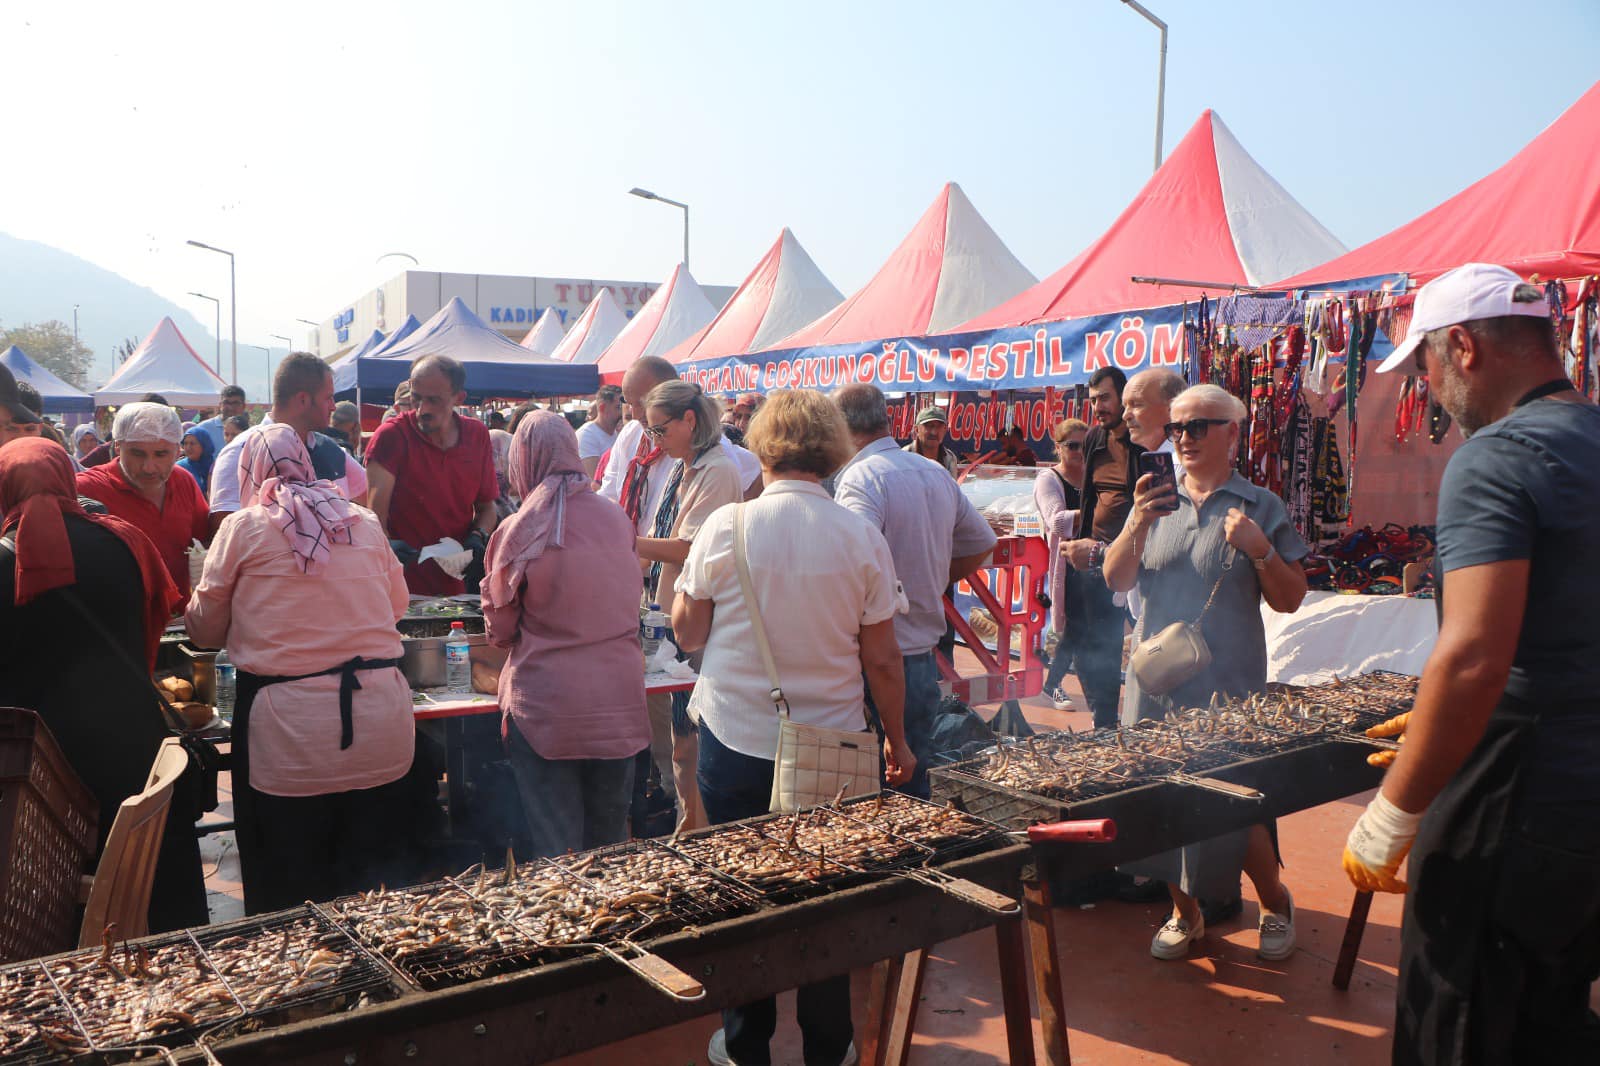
[75,401,210,599]
[365,355,499,596]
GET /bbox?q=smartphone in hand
[1136,451,1179,513]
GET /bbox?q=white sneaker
[1048,686,1078,711]
[1257,887,1296,961]
[1150,913,1205,960]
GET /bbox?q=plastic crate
[0,708,98,963]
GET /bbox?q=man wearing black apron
[1343,263,1600,1064]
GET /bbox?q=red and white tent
[595,264,717,381]
[519,307,567,356]
[549,288,628,364]
[665,228,843,364]
[958,111,1345,330]
[1278,79,1600,287]
[770,183,1036,350]
[95,316,228,407]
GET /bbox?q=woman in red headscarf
[0,438,207,934]
[481,410,648,858]
[187,423,415,914]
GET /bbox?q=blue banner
[679,303,1190,397]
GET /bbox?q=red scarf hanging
[0,439,180,667]
[619,427,664,528]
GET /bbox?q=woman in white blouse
[672,388,912,1066]
[1033,418,1089,711]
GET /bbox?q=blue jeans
[505,725,635,859]
[697,723,853,1066]
[865,651,942,800]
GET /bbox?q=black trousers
[1074,570,1125,728]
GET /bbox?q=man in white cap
[75,400,211,599]
[1341,263,1600,1063]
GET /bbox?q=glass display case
[957,463,1042,537]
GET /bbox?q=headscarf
[488,428,513,478]
[0,438,180,666]
[236,423,360,574]
[71,424,101,457]
[481,411,590,610]
[175,429,218,494]
[112,402,182,445]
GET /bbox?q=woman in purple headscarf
[481,410,648,857]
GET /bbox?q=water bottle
[445,622,472,694]
[213,649,236,722]
[640,604,666,661]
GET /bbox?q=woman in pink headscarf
[187,422,417,913]
[482,410,648,858]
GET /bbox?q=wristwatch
[1252,546,1277,571]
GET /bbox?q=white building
[304,270,734,359]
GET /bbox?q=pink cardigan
[1031,467,1081,635]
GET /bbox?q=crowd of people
[0,260,1594,1065]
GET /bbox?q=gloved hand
[1365,711,1410,768]
[463,528,489,567]
[389,539,420,567]
[1342,791,1423,893]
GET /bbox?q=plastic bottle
[640,604,666,661]
[213,649,236,722]
[445,621,472,694]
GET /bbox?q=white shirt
[598,420,761,535]
[210,413,368,513]
[575,419,618,462]
[835,437,997,656]
[677,480,904,760]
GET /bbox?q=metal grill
[1270,670,1418,733]
[549,840,762,936]
[832,791,1010,854]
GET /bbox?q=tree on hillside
[0,320,95,388]
[113,337,140,366]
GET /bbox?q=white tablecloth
[1263,591,1437,685]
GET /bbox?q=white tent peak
[519,307,567,355]
[595,264,717,377]
[96,316,228,407]
[550,288,628,364]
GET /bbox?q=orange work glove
[1342,791,1422,893]
[1364,711,1411,767]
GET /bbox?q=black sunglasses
[644,414,683,440]
[1164,417,1232,443]
[1057,440,1084,453]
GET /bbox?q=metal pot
[400,633,487,689]
[178,643,218,706]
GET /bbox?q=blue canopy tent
[331,316,420,395]
[337,299,598,400]
[0,345,93,413]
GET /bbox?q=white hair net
[112,402,183,445]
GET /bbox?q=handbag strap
[731,504,790,719]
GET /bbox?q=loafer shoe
[1150,913,1205,960]
[1257,887,1296,961]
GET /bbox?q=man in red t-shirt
[365,354,499,596]
[75,401,210,600]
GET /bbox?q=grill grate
[831,792,1010,857]
[550,840,762,936]
[0,959,86,1065]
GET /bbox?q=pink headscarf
[481,411,590,610]
[237,422,360,574]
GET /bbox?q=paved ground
[200,669,1413,1064]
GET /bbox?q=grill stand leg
[880,949,929,1066]
[1025,879,1071,1066]
[1332,889,1374,990]
[995,918,1038,1066]
[861,957,902,1066]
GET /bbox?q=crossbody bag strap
[731,504,790,718]
[1193,498,1253,627]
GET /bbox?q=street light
[187,239,237,384]
[246,344,273,388]
[189,292,221,373]
[628,187,690,271]
[1120,0,1168,173]
[73,305,79,345]
[295,318,320,356]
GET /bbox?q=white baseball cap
[1376,262,1550,373]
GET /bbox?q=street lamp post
[189,292,222,373]
[73,305,79,345]
[269,334,292,387]
[187,239,237,384]
[295,318,320,356]
[246,344,273,389]
[628,187,690,271]
[1120,0,1168,173]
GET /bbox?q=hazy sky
[3,0,1597,353]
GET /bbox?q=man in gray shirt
[833,385,996,797]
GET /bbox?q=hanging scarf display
[1280,385,1317,542]
[1311,416,1348,525]
[1246,349,1278,491]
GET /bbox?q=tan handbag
[1128,549,1234,697]
[731,504,882,812]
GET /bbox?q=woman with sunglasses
[1033,418,1089,710]
[1103,384,1310,962]
[634,380,745,833]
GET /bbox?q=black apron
[1395,690,1600,1064]
[231,657,401,915]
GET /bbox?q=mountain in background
[0,231,280,400]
